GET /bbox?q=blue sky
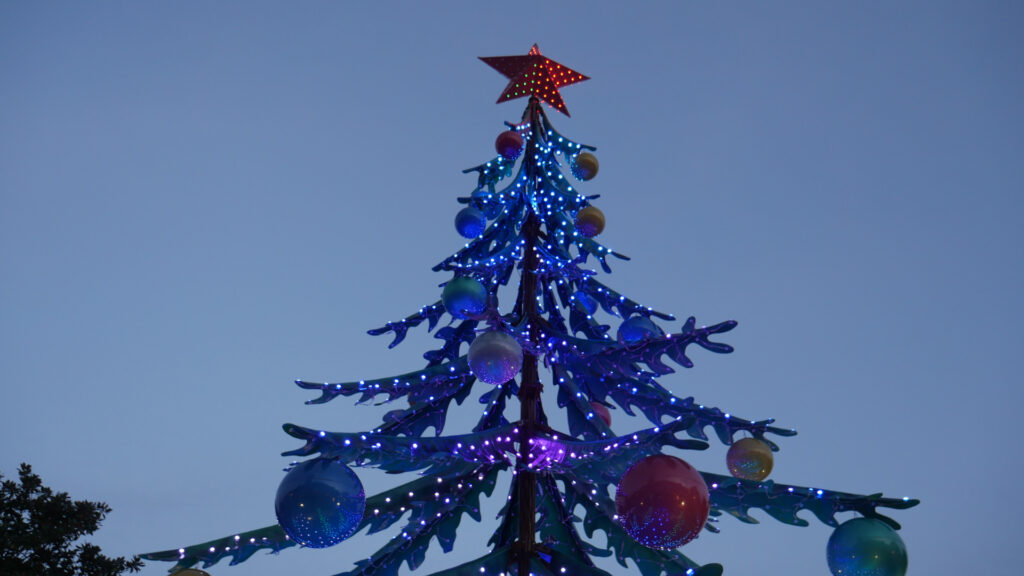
[2,2,1021,575]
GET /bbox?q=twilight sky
[2,2,1021,575]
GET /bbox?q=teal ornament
[617,316,659,344]
[275,459,365,549]
[455,207,486,238]
[442,277,488,319]
[468,330,523,384]
[827,518,908,576]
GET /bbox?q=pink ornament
[589,401,612,427]
[495,130,523,160]
[615,454,710,549]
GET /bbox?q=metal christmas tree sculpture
[143,45,918,576]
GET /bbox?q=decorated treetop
[480,44,590,116]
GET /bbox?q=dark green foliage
[0,463,143,576]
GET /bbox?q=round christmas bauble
[468,330,523,385]
[571,152,599,180]
[590,401,612,427]
[442,277,488,319]
[454,207,487,238]
[495,130,523,160]
[827,517,908,576]
[575,206,605,238]
[274,459,365,549]
[726,437,774,481]
[615,454,710,549]
[617,316,659,344]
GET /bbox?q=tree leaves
[1,463,143,576]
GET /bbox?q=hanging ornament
[274,459,366,549]
[589,401,612,427]
[495,130,524,160]
[442,277,488,319]
[615,454,710,549]
[572,290,598,315]
[455,207,487,238]
[468,330,523,384]
[617,315,659,344]
[575,206,605,237]
[827,517,908,576]
[571,152,599,181]
[726,437,774,481]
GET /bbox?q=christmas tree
[143,45,917,576]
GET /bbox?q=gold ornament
[575,206,605,238]
[573,152,599,180]
[726,437,774,481]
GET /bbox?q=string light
[149,62,914,576]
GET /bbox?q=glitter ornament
[589,401,612,427]
[455,207,487,238]
[726,437,774,481]
[615,454,710,549]
[571,152,599,180]
[617,315,659,344]
[575,206,605,237]
[468,330,523,384]
[827,518,908,576]
[274,459,365,549]
[442,277,488,319]
[495,130,524,160]
[572,290,598,315]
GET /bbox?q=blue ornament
[454,207,487,238]
[275,459,365,549]
[468,330,522,384]
[617,316,660,344]
[442,277,488,319]
[827,518,908,576]
[573,290,598,315]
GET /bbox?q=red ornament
[480,44,589,116]
[615,454,710,549]
[495,130,523,160]
[589,401,611,427]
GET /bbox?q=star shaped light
[480,44,589,116]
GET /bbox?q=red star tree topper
[480,44,589,116]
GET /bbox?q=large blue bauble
[454,207,486,238]
[617,316,660,344]
[442,277,488,319]
[275,459,365,549]
[827,518,908,576]
[468,330,523,384]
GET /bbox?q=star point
[479,44,589,116]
